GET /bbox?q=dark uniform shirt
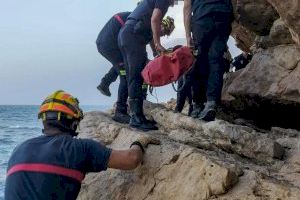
[191,0,233,23]
[96,12,131,50]
[127,0,170,43]
[5,134,111,200]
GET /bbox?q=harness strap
[7,163,85,183]
[172,74,187,93]
[114,14,125,27]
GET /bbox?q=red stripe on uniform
[114,14,125,27]
[7,163,85,183]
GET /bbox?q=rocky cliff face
[223,0,300,130]
[77,101,300,200]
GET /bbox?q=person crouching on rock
[5,90,160,200]
[119,0,175,131]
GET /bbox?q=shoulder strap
[114,14,125,27]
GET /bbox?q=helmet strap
[42,112,80,137]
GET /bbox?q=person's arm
[151,8,166,53]
[150,40,159,57]
[107,147,143,170]
[183,0,192,47]
[107,135,160,170]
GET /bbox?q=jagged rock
[231,22,256,53]
[216,170,300,200]
[266,0,300,45]
[271,127,300,138]
[222,70,243,104]
[144,103,284,163]
[77,103,300,199]
[223,45,300,129]
[255,18,295,49]
[235,0,279,36]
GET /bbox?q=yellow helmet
[162,16,175,36]
[38,90,83,121]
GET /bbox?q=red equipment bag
[142,46,195,87]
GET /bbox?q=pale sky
[0,0,241,105]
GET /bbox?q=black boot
[174,102,184,113]
[112,112,130,124]
[188,104,194,116]
[112,106,130,124]
[142,115,157,125]
[198,101,217,122]
[129,99,158,131]
[190,103,204,118]
[97,81,111,97]
[97,68,118,97]
[112,73,129,124]
[174,77,188,113]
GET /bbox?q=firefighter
[119,0,175,131]
[5,90,160,200]
[183,0,233,121]
[96,11,174,124]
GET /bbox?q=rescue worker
[184,0,233,121]
[96,12,174,124]
[5,90,160,200]
[96,12,131,124]
[230,52,252,72]
[119,0,175,131]
[96,12,131,97]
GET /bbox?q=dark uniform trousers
[97,44,128,113]
[192,12,232,104]
[176,73,193,112]
[118,24,148,103]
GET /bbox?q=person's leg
[186,76,193,116]
[96,45,120,96]
[141,83,148,100]
[97,41,130,123]
[112,62,131,124]
[199,13,232,121]
[119,25,157,131]
[175,76,188,113]
[206,30,230,101]
[97,67,118,96]
[190,19,214,117]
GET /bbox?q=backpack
[141,46,195,87]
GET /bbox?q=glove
[153,51,159,58]
[130,135,161,153]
